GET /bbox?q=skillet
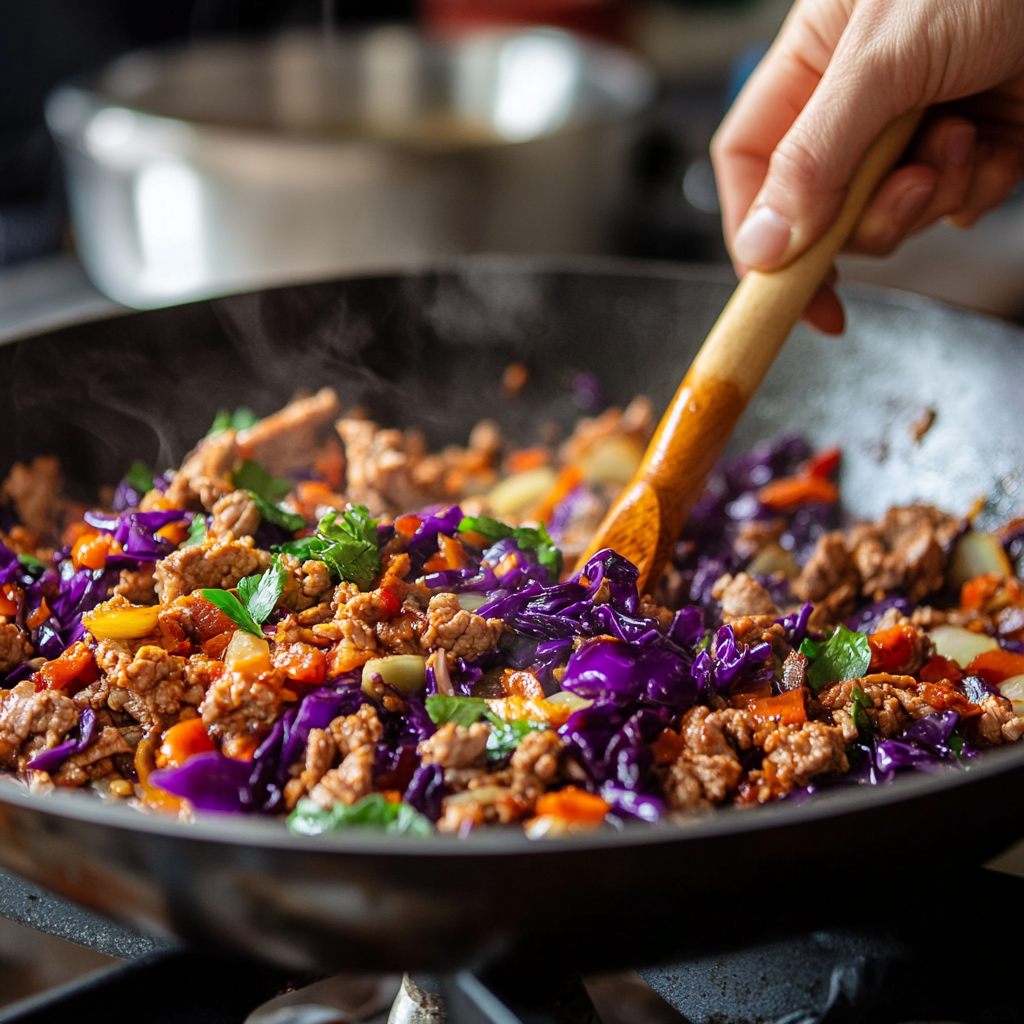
[0,257,1022,978]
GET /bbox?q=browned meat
[52,726,132,787]
[0,682,78,767]
[208,490,261,541]
[337,418,435,515]
[418,721,489,769]
[510,729,563,800]
[793,531,860,621]
[311,746,376,808]
[113,564,158,605]
[969,694,1024,746]
[278,555,334,613]
[0,622,33,674]
[236,388,341,477]
[164,430,238,511]
[437,785,528,833]
[284,727,337,809]
[419,593,503,661]
[559,396,654,465]
[712,572,780,621]
[734,519,785,560]
[199,667,288,740]
[155,536,268,603]
[756,721,848,795]
[329,704,384,757]
[848,504,961,602]
[95,640,201,731]
[0,456,63,538]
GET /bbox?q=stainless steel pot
[46,28,652,309]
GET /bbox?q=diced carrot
[201,633,233,660]
[729,682,773,709]
[965,649,1024,686]
[961,572,1006,611]
[157,718,215,769]
[272,642,327,686]
[136,736,184,813]
[918,681,984,718]
[651,728,687,765]
[868,624,918,673]
[187,594,239,641]
[329,645,375,675]
[296,480,334,512]
[506,448,549,474]
[39,642,98,691]
[502,669,544,698]
[62,521,95,547]
[0,584,19,617]
[71,532,122,571]
[532,465,585,524]
[459,530,491,551]
[757,475,838,510]
[313,438,345,489]
[439,534,470,570]
[222,734,260,762]
[534,786,610,826]
[394,514,422,537]
[801,446,842,479]
[748,688,807,725]
[919,655,963,684]
[155,521,190,546]
[494,552,519,578]
[26,599,50,630]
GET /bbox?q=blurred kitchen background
[4,0,1024,339]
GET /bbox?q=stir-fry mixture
[1,383,1023,838]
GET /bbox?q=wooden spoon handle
[578,109,925,593]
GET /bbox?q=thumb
[732,22,910,270]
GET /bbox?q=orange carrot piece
[748,688,807,725]
[39,642,98,690]
[961,572,1006,611]
[155,521,190,546]
[71,532,122,571]
[136,736,184,813]
[868,624,918,673]
[965,649,1024,686]
[222,734,260,762]
[438,534,470,570]
[506,448,549,474]
[0,584,18,617]
[272,642,327,686]
[26,599,50,631]
[534,786,610,825]
[729,682,773,708]
[532,465,585,524]
[394,514,422,537]
[919,655,963,684]
[801,446,841,479]
[651,728,688,765]
[758,475,838,510]
[502,670,545,699]
[158,718,215,769]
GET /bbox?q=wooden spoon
[576,110,925,595]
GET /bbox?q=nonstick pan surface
[0,257,1022,975]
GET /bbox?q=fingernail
[894,181,935,225]
[945,123,975,167]
[733,206,793,267]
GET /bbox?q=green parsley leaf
[484,711,545,760]
[459,515,514,544]
[805,624,871,692]
[233,459,290,502]
[248,493,306,533]
[181,515,207,548]
[125,459,154,495]
[949,734,966,757]
[16,553,45,571]
[799,637,827,661]
[273,506,382,589]
[458,515,564,578]
[425,694,488,728]
[200,588,264,638]
[849,686,873,732]
[207,410,232,436]
[273,535,321,560]
[208,407,258,436]
[287,794,432,837]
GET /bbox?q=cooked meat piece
[638,596,675,630]
[848,504,961,602]
[510,729,563,800]
[756,721,848,795]
[113,564,158,605]
[155,535,267,603]
[444,766,512,792]
[337,418,435,515]
[722,617,789,668]
[819,674,913,741]
[712,572,780,621]
[0,456,63,538]
[328,705,383,757]
[200,667,288,740]
[52,726,132,787]
[311,746,376,808]
[164,430,238,511]
[284,727,338,808]
[236,388,341,477]
[969,694,1024,746]
[208,490,261,541]
[0,622,33,674]
[793,531,860,621]
[734,519,786,560]
[781,651,808,691]
[437,785,529,832]
[559,396,653,464]
[419,593,503,661]
[278,555,334,613]
[0,682,78,767]
[95,641,200,732]
[418,721,489,769]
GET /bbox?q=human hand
[711,0,1024,333]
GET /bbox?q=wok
[0,258,1022,980]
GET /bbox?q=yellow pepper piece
[82,603,160,640]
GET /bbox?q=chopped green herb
[949,734,966,757]
[182,515,207,548]
[849,686,873,731]
[202,555,287,637]
[208,407,258,437]
[16,553,45,571]
[425,694,488,728]
[248,493,306,533]
[125,459,154,495]
[805,624,871,692]
[275,506,381,590]
[459,515,564,578]
[233,460,290,502]
[287,794,431,837]
[484,712,545,759]
[799,637,827,661]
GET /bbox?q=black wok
[0,258,1022,979]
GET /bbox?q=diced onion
[82,604,160,641]
[928,625,999,667]
[486,467,557,517]
[999,674,1024,717]
[746,543,800,580]
[224,630,271,675]
[361,654,426,698]
[579,436,643,485]
[948,531,1012,589]
[457,592,488,611]
[544,690,593,713]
